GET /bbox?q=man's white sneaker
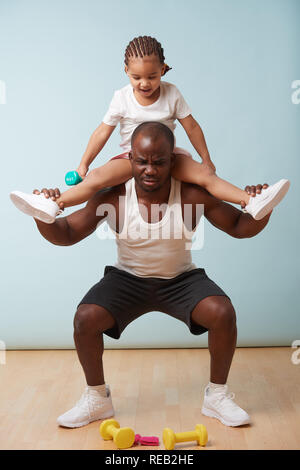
[57,385,114,428]
[10,190,62,224]
[201,385,250,427]
[244,179,290,220]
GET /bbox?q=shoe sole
[57,408,115,428]
[10,191,55,224]
[201,406,250,427]
[253,179,290,220]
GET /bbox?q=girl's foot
[10,190,62,224]
[244,179,290,220]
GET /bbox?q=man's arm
[205,194,271,238]
[183,183,271,238]
[33,187,118,246]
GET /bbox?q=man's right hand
[240,183,269,210]
[33,188,65,212]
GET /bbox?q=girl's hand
[77,164,89,179]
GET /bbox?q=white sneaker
[244,179,290,220]
[201,385,250,427]
[10,190,62,224]
[57,385,114,428]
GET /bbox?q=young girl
[10,36,290,223]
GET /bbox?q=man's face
[129,134,175,193]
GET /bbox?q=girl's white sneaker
[201,385,250,427]
[57,385,115,428]
[244,179,290,220]
[10,190,62,224]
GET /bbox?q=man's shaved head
[131,121,174,151]
[129,121,176,193]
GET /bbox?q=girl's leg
[172,154,250,205]
[56,159,132,207]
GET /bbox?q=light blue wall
[1,0,299,349]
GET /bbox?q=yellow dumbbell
[163,424,208,450]
[99,419,135,449]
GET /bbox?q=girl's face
[125,54,166,100]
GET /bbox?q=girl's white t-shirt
[102,81,192,152]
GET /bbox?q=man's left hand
[33,187,65,212]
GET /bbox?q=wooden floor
[0,348,299,450]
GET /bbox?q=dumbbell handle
[107,424,119,439]
[173,430,199,443]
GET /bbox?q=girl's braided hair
[124,36,172,76]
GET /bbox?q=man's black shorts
[77,265,230,340]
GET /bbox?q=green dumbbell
[65,170,83,186]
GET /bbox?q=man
[31,122,278,428]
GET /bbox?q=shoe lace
[224,391,236,402]
[76,388,106,416]
[76,389,91,414]
[213,390,241,412]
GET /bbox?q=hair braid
[124,36,172,76]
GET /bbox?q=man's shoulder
[180,181,213,205]
[87,183,126,209]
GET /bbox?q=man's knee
[192,296,236,330]
[74,304,115,335]
[209,298,236,329]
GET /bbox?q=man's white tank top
[112,177,197,278]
